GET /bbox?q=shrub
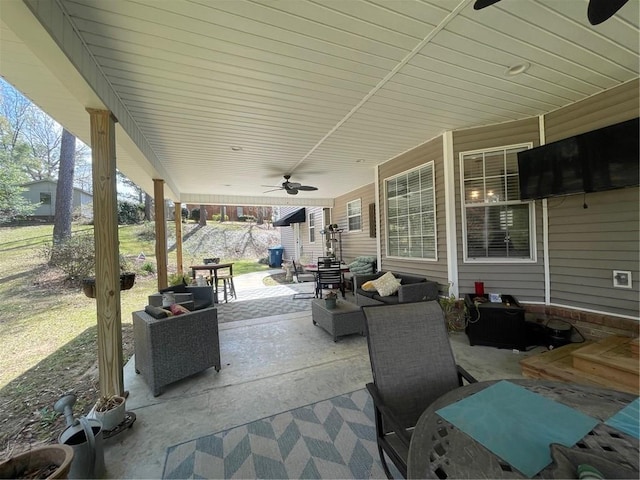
[238,215,255,223]
[43,234,95,283]
[181,207,189,221]
[140,262,155,274]
[118,201,144,224]
[211,214,229,221]
[190,208,200,222]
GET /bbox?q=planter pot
[82,274,136,298]
[0,444,74,479]
[325,298,337,309]
[93,395,126,431]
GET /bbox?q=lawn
[0,221,274,455]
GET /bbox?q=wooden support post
[87,108,124,398]
[174,202,184,275]
[154,179,168,290]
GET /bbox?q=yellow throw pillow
[371,272,402,297]
[361,280,377,292]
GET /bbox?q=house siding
[543,79,639,318]
[452,118,544,300]
[332,184,377,264]
[377,136,448,289]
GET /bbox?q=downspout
[539,115,551,304]
[443,131,459,297]
[374,165,382,272]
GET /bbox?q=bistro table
[303,263,350,297]
[189,262,234,303]
[407,379,639,479]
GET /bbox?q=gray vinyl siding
[377,136,448,289]
[544,79,639,318]
[452,118,545,301]
[333,184,377,264]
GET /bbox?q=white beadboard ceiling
[0,0,638,206]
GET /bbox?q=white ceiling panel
[0,0,637,204]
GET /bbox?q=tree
[199,204,207,226]
[52,129,76,246]
[0,149,34,223]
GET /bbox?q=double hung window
[461,145,535,261]
[385,163,436,259]
[308,212,316,243]
[347,199,361,231]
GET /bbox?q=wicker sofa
[354,271,439,306]
[132,306,221,396]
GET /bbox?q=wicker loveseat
[354,271,439,306]
[132,306,221,396]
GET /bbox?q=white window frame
[308,211,316,243]
[384,162,437,261]
[460,143,537,264]
[346,199,362,232]
[40,192,52,205]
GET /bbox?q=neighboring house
[21,179,93,220]
[185,204,272,223]
[311,80,639,333]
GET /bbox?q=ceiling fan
[473,0,629,25]
[263,175,319,195]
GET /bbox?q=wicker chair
[362,301,476,478]
[132,306,221,396]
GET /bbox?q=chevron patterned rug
[162,389,392,479]
[215,285,314,323]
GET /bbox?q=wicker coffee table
[311,299,365,341]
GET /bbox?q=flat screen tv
[518,117,639,200]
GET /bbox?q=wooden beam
[87,108,123,397]
[174,202,184,275]
[154,179,168,289]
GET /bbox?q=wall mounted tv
[518,117,639,200]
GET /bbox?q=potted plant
[439,285,468,332]
[0,444,74,479]
[325,290,338,309]
[93,394,126,431]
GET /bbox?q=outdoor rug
[162,389,391,479]
[215,285,314,323]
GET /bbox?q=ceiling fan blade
[296,186,318,191]
[473,0,501,10]
[286,189,299,195]
[262,188,282,193]
[587,0,628,25]
[287,182,301,188]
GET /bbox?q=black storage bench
[464,294,528,350]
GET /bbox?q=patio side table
[311,299,365,341]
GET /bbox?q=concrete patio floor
[103,271,546,479]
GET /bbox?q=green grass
[0,223,270,388]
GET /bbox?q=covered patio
[0,0,638,477]
[108,270,541,478]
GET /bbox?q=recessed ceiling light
[505,62,530,76]
[356,158,366,163]
[231,146,243,151]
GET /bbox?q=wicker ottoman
[311,299,365,342]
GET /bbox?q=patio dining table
[407,379,639,479]
[189,262,234,303]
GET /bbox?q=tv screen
[518,117,639,200]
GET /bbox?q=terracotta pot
[0,444,74,479]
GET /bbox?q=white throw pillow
[371,272,401,297]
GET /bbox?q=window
[309,212,316,243]
[40,192,51,205]
[385,163,436,259]
[347,199,362,231]
[461,144,535,262]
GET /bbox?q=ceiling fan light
[505,62,530,76]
